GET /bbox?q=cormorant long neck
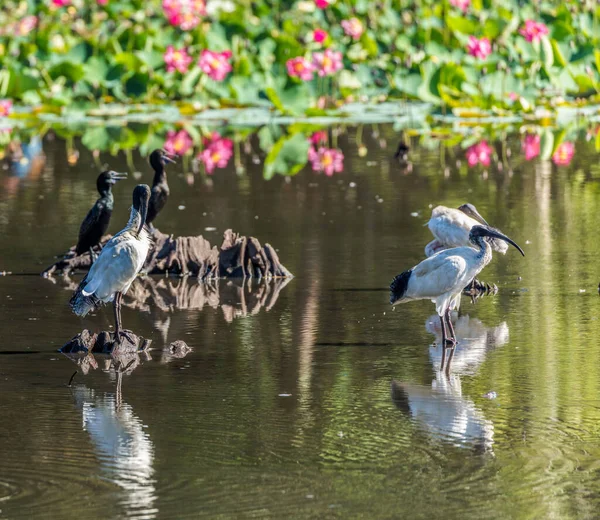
[152,163,166,187]
[99,187,113,200]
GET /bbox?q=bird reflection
[71,360,157,517]
[391,314,508,453]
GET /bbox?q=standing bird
[70,185,151,344]
[390,225,524,346]
[146,149,176,228]
[76,170,127,261]
[425,204,508,257]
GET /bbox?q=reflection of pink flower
[312,49,343,77]
[341,18,363,40]
[315,0,332,8]
[519,20,549,43]
[164,129,193,156]
[522,134,540,161]
[466,36,492,60]
[51,0,70,6]
[466,141,493,167]
[0,100,12,117]
[199,132,233,174]
[552,142,574,166]
[164,45,193,73]
[309,131,327,144]
[313,29,328,44]
[308,146,344,176]
[199,50,232,81]
[163,0,205,30]
[286,57,314,81]
[17,16,37,36]
[97,0,108,4]
[450,0,470,12]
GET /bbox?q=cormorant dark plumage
[146,149,176,227]
[76,170,127,260]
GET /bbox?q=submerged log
[60,328,151,355]
[42,228,292,280]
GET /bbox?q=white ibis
[390,225,524,346]
[70,185,152,343]
[425,204,508,257]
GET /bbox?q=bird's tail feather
[70,277,101,317]
[390,269,412,304]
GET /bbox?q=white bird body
[71,185,151,334]
[425,205,508,257]
[394,244,491,315]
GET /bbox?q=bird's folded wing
[411,253,468,297]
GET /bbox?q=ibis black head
[458,203,490,226]
[132,184,151,235]
[97,170,127,193]
[149,149,176,171]
[469,225,525,256]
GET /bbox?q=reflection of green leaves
[540,128,554,160]
[264,132,309,180]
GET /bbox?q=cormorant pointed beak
[109,171,128,183]
[482,228,525,256]
[161,149,177,164]
[459,204,490,226]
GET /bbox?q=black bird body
[146,149,175,226]
[76,171,127,256]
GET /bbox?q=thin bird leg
[439,314,448,347]
[445,346,456,375]
[445,309,457,346]
[113,292,123,343]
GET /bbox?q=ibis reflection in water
[390,225,524,347]
[390,314,509,453]
[146,149,175,228]
[76,170,127,261]
[70,185,152,343]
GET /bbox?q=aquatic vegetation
[2,0,600,115]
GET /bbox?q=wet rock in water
[59,329,151,355]
[167,340,191,358]
[42,228,292,280]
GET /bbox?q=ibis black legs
[439,308,456,374]
[113,292,123,343]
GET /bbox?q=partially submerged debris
[59,328,151,355]
[42,228,292,280]
[463,279,498,299]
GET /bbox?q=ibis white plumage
[70,184,152,343]
[425,204,508,257]
[390,225,524,346]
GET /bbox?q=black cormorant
[146,149,175,227]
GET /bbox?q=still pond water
[1,125,600,519]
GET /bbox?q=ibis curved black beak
[458,203,490,226]
[108,171,128,184]
[480,227,525,256]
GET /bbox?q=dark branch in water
[42,228,293,280]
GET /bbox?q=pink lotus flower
[466,36,492,60]
[519,20,549,43]
[199,50,232,81]
[164,45,193,73]
[164,129,193,156]
[466,141,493,167]
[341,18,364,40]
[313,29,328,44]
[312,49,343,77]
[16,16,37,36]
[97,0,108,4]
[286,57,314,81]
[308,146,344,176]
[51,0,70,6]
[0,100,12,117]
[309,131,327,144]
[163,0,205,30]
[450,0,469,12]
[315,0,332,8]
[522,134,540,161]
[552,142,574,166]
[199,132,233,174]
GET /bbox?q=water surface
[1,126,600,518]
